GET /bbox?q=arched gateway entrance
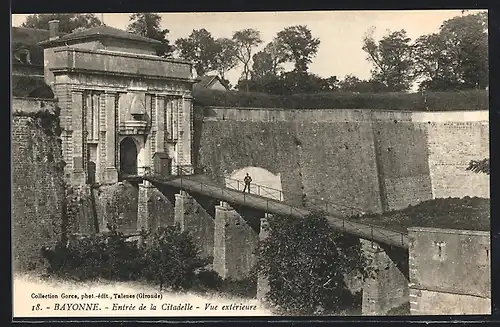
[119,137,138,178]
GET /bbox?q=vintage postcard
[11,9,490,320]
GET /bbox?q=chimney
[49,20,59,40]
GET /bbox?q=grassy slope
[193,88,488,111]
[354,197,490,232]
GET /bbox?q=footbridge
[124,167,410,315]
[125,170,408,249]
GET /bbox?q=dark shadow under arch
[120,137,138,179]
[87,161,96,185]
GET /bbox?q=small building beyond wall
[408,227,491,315]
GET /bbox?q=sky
[12,10,486,88]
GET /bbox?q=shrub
[467,158,490,175]
[257,212,368,315]
[41,224,144,281]
[192,269,224,292]
[41,224,211,290]
[191,268,257,299]
[12,75,55,99]
[102,226,145,281]
[386,302,411,315]
[217,268,258,299]
[142,225,212,291]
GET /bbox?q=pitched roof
[194,75,228,90]
[195,75,217,88]
[39,25,161,47]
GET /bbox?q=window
[84,91,101,142]
[432,241,446,262]
[165,96,180,141]
[92,93,100,140]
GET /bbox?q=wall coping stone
[52,47,192,65]
[201,105,488,116]
[200,106,488,123]
[408,227,490,236]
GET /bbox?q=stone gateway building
[39,20,196,185]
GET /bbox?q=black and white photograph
[11,9,490,318]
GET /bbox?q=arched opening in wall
[226,166,284,202]
[119,137,138,179]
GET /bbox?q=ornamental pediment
[119,91,148,119]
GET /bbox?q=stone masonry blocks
[104,92,118,184]
[361,240,409,315]
[137,181,156,232]
[137,182,175,234]
[257,215,271,301]
[174,191,215,259]
[213,203,261,280]
[12,109,66,271]
[408,227,491,315]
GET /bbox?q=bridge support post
[213,202,260,280]
[137,181,176,234]
[257,215,271,302]
[174,191,215,259]
[137,181,155,232]
[361,240,409,315]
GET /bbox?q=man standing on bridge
[243,173,252,193]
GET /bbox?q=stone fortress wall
[12,98,65,271]
[12,99,491,316]
[195,107,489,214]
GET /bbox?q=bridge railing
[172,165,364,217]
[146,165,408,248]
[223,177,364,217]
[173,165,195,176]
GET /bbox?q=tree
[441,12,488,89]
[324,76,340,91]
[235,75,279,93]
[251,51,275,79]
[239,71,333,95]
[127,13,173,57]
[362,28,415,92]
[213,38,238,82]
[413,33,458,91]
[21,14,102,34]
[251,40,287,79]
[143,225,211,291]
[280,71,331,94]
[175,29,220,77]
[258,212,367,315]
[232,29,263,91]
[338,74,389,93]
[275,25,320,74]
[413,12,488,91]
